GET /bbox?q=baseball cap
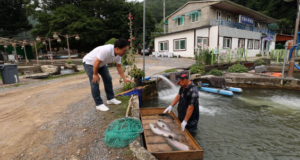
[175,71,189,84]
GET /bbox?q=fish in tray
[149,123,181,141]
[157,119,174,132]
[165,137,189,151]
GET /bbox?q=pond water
[143,87,300,160]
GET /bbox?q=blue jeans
[84,63,115,106]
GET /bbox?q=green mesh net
[104,117,143,148]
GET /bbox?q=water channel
[143,79,300,160]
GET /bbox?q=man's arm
[171,94,180,107]
[184,105,194,122]
[116,64,133,84]
[92,58,102,84]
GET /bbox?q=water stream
[144,77,300,159]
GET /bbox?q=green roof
[172,15,183,20]
[186,10,200,16]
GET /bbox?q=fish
[157,119,174,132]
[165,137,189,151]
[149,123,180,141]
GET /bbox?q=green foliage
[195,45,212,65]
[122,82,135,91]
[28,1,156,52]
[0,0,32,38]
[105,38,117,45]
[254,58,265,66]
[129,65,145,78]
[190,64,205,75]
[256,54,262,57]
[228,64,249,73]
[0,75,2,80]
[208,69,223,76]
[270,49,276,58]
[164,69,177,73]
[66,60,74,64]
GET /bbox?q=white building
[154,0,279,58]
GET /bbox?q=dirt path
[0,56,195,159]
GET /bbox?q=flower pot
[134,77,143,87]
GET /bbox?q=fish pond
[143,87,300,160]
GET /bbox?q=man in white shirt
[83,38,133,111]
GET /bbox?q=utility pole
[164,0,166,34]
[288,0,300,78]
[143,0,146,79]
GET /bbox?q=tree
[0,0,32,38]
[31,5,106,52]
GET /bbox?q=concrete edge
[129,95,157,160]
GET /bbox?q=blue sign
[239,15,254,25]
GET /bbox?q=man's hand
[123,78,133,84]
[163,105,173,113]
[92,74,100,84]
[181,120,187,131]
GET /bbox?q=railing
[209,19,276,37]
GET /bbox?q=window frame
[254,40,260,49]
[177,17,184,26]
[191,13,199,23]
[159,41,169,52]
[216,10,222,20]
[247,39,254,49]
[223,37,232,49]
[238,38,245,48]
[197,37,209,47]
[226,13,231,23]
[173,38,187,51]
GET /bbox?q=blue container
[227,87,243,93]
[199,87,233,97]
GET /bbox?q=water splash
[156,75,179,98]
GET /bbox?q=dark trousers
[84,63,115,106]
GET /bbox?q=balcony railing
[209,19,276,37]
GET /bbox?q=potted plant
[129,65,145,87]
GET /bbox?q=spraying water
[156,75,179,98]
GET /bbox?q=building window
[159,41,168,51]
[197,37,208,46]
[223,37,231,49]
[226,14,231,23]
[236,16,239,23]
[174,39,186,50]
[177,17,184,26]
[247,39,253,49]
[254,40,260,49]
[238,39,245,48]
[217,11,222,20]
[191,13,199,23]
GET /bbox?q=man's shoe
[107,98,121,105]
[96,104,109,111]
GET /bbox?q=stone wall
[222,73,300,90]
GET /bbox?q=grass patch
[123,148,133,156]
[42,70,86,81]
[164,68,177,73]
[13,83,20,87]
[115,96,131,119]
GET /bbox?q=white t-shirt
[83,44,122,67]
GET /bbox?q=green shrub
[190,64,205,75]
[0,75,2,80]
[66,60,74,64]
[208,69,223,76]
[105,38,117,45]
[256,53,262,57]
[164,69,177,73]
[254,58,265,66]
[228,64,248,73]
[123,82,135,91]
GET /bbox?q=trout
[149,123,180,141]
[157,119,174,132]
[165,137,189,151]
